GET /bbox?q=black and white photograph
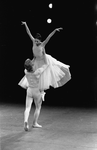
[0,0,97,150]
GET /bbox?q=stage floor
[1,104,97,150]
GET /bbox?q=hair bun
[35,33,42,41]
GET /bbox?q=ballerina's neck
[33,44,43,50]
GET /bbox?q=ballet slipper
[24,122,29,131]
[32,122,42,128]
[41,92,46,101]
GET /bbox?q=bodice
[33,45,44,57]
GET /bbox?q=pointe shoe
[32,123,42,128]
[24,122,29,131]
[41,92,46,101]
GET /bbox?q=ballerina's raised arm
[42,27,63,47]
[22,21,35,42]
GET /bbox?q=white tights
[24,96,33,123]
[24,93,42,124]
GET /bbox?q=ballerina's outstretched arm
[42,27,63,47]
[21,21,35,42]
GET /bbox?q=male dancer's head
[24,59,33,72]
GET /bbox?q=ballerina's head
[35,33,42,46]
[33,33,46,58]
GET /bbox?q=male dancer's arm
[33,64,49,77]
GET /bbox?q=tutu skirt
[38,54,71,90]
[18,54,71,90]
[18,76,29,89]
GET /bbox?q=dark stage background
[0,1,96,107]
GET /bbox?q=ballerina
[20,21,71,89]
[19,22,71,131]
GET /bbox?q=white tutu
[18,76,29,89]
[38,54,71,90]
[18,54,71,90]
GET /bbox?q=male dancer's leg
[24,88,33,131]
[32,94,42,128]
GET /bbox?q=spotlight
[47,18,52,24]
[49,3,53,9]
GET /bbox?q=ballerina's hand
[56,27,63,32]
[21,21,26,25]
